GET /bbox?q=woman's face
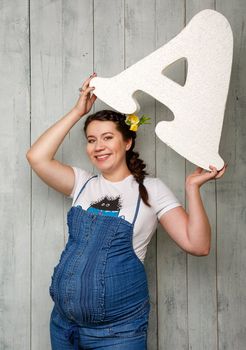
[85,120,132,175]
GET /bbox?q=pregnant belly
[49,253,149,325]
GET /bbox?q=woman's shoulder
[72,166,94,179]
[143,175,165,187]
[143,175,177,197]
[143,175,182,215]
[70,166,95,198]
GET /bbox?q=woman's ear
[126,138,132,151]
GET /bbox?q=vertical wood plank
[62,0,94,213]
[155,1,187,349]
[94,0,124,111]
[124,1,157,348]
[30,1,64,349]
[62,0,94,172]
[215,1,246,349]
[185,2,218,350]
[93,0,125,177]
[0,0,30,349]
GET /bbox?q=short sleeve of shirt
[69,167,94,204]
[151,178,182,220]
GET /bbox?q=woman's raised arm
[159,165,227,256]
[26,73,97,195]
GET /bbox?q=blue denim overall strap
[49,175,147,350]
[73,175,98,205]
[132,190,141,226]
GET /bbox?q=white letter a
[90,9,233,171]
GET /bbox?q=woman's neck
[101,168,132,182]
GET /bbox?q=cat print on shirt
[87,195,125,218]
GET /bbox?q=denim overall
[49,175,150,349]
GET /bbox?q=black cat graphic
[87,196,122,217]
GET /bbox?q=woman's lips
[95,154,111,161]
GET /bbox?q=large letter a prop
[89,9,233,171]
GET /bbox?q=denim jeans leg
[50,306,76,350]
[50,302,149,350]
[78,303,149,349]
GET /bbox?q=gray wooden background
[1,0,245,349]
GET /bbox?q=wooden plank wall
[0,1,31,349]
[1,0,245,349]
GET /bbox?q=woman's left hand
[185,163,228,189]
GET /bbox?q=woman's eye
[104,136,113,141]
[88,139,95,143]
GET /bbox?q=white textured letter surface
[89,9,233,171]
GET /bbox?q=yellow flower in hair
[125,113,151,132]
[126,114,140,125]
[130,124,138,131]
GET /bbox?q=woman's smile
[94,153,112,161]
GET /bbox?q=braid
[126,143,150,207]
[84,109,151,207]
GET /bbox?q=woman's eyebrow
[87,132,114,138]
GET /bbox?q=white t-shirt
[70,167,182,263]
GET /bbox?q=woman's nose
[94,140,105,150]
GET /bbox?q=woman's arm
[159,164,227,256]
[26,73,97,196]
[159,190,211,256]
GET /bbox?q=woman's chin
[94,162,113,173]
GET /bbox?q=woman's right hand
[74,73,97,117]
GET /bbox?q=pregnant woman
[26,73,227,349]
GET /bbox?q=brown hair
[83,109,151,207]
